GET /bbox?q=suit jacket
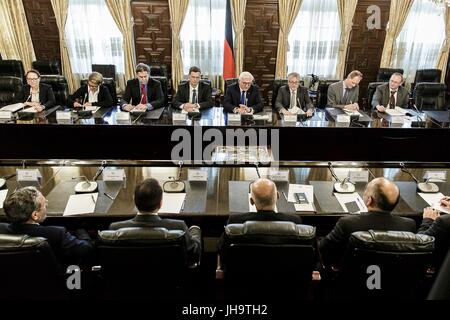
[223,83,263,113]
[274,85,315,112]
[418,214,450,267]
[371,83,409,109]
[109,214,201,264]
[17,83,56,109]
[172,81,213,109]
[68,84,113,108]
[120,78,164,109]
[0,223,93,265]
[227,210,302,224]
[319,211,416,266]
[327,81,359,109]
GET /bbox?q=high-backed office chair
[334,230,434,300]
[271,79,288,109]
[152,76,168,107]
[413,82,447,110]
[149,64,169,78]
[412,69,442,92]
[0,76,23,107]
[224,78,239,95]
[40,75,69,106]
[95,227,197,298]
[376,68,404,82]
[91,64,116,79]
[0,60,25,80]
[317,79,339,108]
[81,78,118,106]
[0,232,65,299]
[32,60,61,75]
[367,82,387,110]
[219,221,316,299]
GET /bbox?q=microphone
[411,103,425,127]
[254,162,261,179]
[92,160,107,181]
[163,161,185,193]
[328,162,355,193]
[73,175,98,193]
[400,162,439,193]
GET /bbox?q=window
[180,0,226,86]
[287,0,341,78]
[391,0,445,83]
[65,0,124,75]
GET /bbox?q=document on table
[0,189,8,209]
[344,110,362,117]
[418,192,450,214]
[287,184,315,212]
[334,192,367,214]
[78,106,100,114]
[386,107,407,116]
[248,194,277,212]
[158,193,186,213]
[63,193,98,216]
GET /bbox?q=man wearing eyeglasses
[275,72,315,117]
[69,72,113,108]
[223,71,263,114]
[327,70,363,111]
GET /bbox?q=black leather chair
[413,82,447,110]
[271,79,288,109]
[149,64,169,78]
[414,69,441,85]
[224,77,239,95]
[376,68,404,82]
[317,79,339,108]
[219,221,316,299]
[334,230,434,300]
[32,60,61,75]
[0,76,23,107]
[0,233,65,299]
[367,82,387,110]
[0,60,25,80]
[95,227,197,298]
[80,78,118,106]
[40,75,69,106]
[91,64,116,79]
[152,76,168,107]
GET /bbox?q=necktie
[140,83,147,104]
[192,89,197,104]
[290,91,296,109]
[240,91,246,105]
[342,88,350,104]
[389,91,396,109]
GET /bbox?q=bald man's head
[250,178,278,211]
[364,177,400,212]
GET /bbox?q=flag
[223,0,235,79]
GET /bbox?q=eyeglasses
[88,82,99,89]
[288,81,299,84]
[26,78,39,81]
[241,81,252,86]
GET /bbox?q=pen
[282,191,288,201]
[356,195,365,210]
[91,194,96,204]
[180,198,186,212]
[104,192,114,201]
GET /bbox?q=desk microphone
[400,162,439,193]
[93,160,107,181]
[163,161,185,193]
[328,162,355,193]
[73,175,98,193]
[411,104,425,127]
[254,162,261,178]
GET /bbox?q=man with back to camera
[275,72,315,117]
[372,72,409,112]
[223,71,263,114]
[327,70,363,111]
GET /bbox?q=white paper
[386,108,406,116]
[158,192,186,213]
[418,192,450,214]
[287,184,315,212]
[0,189,8,209]
[253,114,269,120]
[0,103,24,112]
[77,106,100,114]
[20,107,38,113]
[248,194,277,213]
[344,110,361,117]
[334,192,368,213]
[63,193,98,216]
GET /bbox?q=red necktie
[141,83,147,104]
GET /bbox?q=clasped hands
[24,101,44,112]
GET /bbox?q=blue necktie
[240,91,246,105]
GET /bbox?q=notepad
[0,189,8,209]
[0,103,25,113]
[418,192,450,214]
[77,106,100,114]
[287,184,315,212]
[386,107,407,117]
[334,192,367,214]
[158,192,186,214]
[63,193,98,216]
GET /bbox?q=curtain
[391,0,445,83]
[180,0,227,88]
[0,0,36,70]
[286,0,341,78]
[335,0,358,79]
[65,0,126,91]
[436,6,450,83]
[379,0,414,68]
[231,0,247,76]
[275,0,302,79]
[50,0,77,93]
[105,0,135,90]
[169,0,190,93]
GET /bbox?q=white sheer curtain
[65,0,124,83]
[287,0,341,78]
[180,0,226,87]
[391,0,446,83]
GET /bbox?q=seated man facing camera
[108,178,201,263]
[275,72,315,117]
[69,72,113,108]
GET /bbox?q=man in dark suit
[418,196,450,267]
[327,70,363,111]
[108,178,201,264]
[223,71,263,114]
[275,72,315,117]
[172,66,212,111]
[69,71,113,108]
[372,72,409,112]
[0,186,93,265]
[319,177,416,266]
[120,63,164,111]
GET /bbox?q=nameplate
[188,169,208,181]
[349,170,369,183]
[173,113,187,123]
[284,115,297,123]
[336,114,350,123]
[116,111,130,121]
[56,111,71,121]
[268,169,289,181]
[227,113,241,125]
[103,169,125,182]
[391,116,404,124]
[424,171,447,182]
[17,169,40,182]
[0,111,12,120]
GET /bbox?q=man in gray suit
[327,70,363,111]
[372,72,409,112]
[275,72,315,117]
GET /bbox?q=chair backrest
[81,78,117,106]
[91,64,116,79]
[413,82,447,110]
[152,76,168,107]
[367,82,387,109]
[376,68,404,82]
[40,75,69,106]
[224,78,239,95]
[179,79,212,87]
[317,79,339,108]
[97,227,189,296]
[339,230,434,299]
[0,60,25,79]
[0,76,23,107]
[271,79,288,109]
[413,69,441,88]
[0,233,64,299]
[149,64,169,78]
[32,60,61,75]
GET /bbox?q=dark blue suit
[223,83,263,113]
